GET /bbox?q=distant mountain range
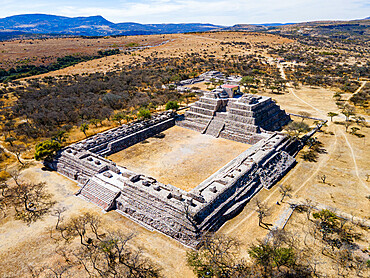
[0,14,369,40]
[0,14,225,37]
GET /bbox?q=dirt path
[354,80,367,95]
[292,127,338,195]
[340,130,369,192]
[277,63,325,116]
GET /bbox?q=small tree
[342,104,355,121]
[9,144,26,166]
[355,116,366,130]
[255,199,271,229]
[89,118,100,128]
[165,101,179,111]
[80,123,89,137]
[279,184,292,203]
[241,76,254,92]
[34,140,61,161]
[344,121,352,132]
[4,137,16,147]
[327,112,338,122]
[350,127,360,135]
[298,111,311,121]
[138,109,151,120]
[318,174,326,184]
[52,130,68,144]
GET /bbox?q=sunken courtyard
[47,87,303,248]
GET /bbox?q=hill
[0,14,224,37]
[267,18,370,40]
[222,18,370,40]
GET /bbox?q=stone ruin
[177,92,291,145]
[47,97,301,248]
[173,71,242,88]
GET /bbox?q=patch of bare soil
[108,126,251,191]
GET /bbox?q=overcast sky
[0,0,369,25]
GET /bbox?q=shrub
[165,101,179,110]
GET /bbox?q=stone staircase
[78,178,120,211]
[204,118,225,137]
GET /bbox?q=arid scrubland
[0,31,369,277]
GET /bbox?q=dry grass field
[3,32,291,78]
[0,35,166,70]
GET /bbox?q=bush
[34,140,61,161]
[165,101,179,110]
[138,109,151,120]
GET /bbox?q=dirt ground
[108,125,251,192]
[0,164,195,278]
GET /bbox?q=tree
[350,127,360,135]
[51,130,68,144]
[342,104,355,121]
[89,118,100,128]
[125,115,134,123]
[286,121,310,137]
[248,230,312,277]
[138,109,151,120]
[355,116,366,130]
[255,199,271,229]
[344,120,352,132]
[0,170,11,217]
[249,242,297,277]
[279,184,292,203]
[80,123,89,137]
[327,112,338,122]
[54,213,161,277]
[187,234,249,277]
[34,140,61,161]
[8,174,55,223]
[301,198,317,221]
[165,101,179,111]
[298,111,311,122]
[9,143,26,166]
[4,137,16,147]
[241,76,254,92]
[319,174,327,184]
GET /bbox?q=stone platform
[47,99,301,248]
[177,92,291,145]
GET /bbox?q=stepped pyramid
[177,91,291,144]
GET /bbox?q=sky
[0,0,369,25]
